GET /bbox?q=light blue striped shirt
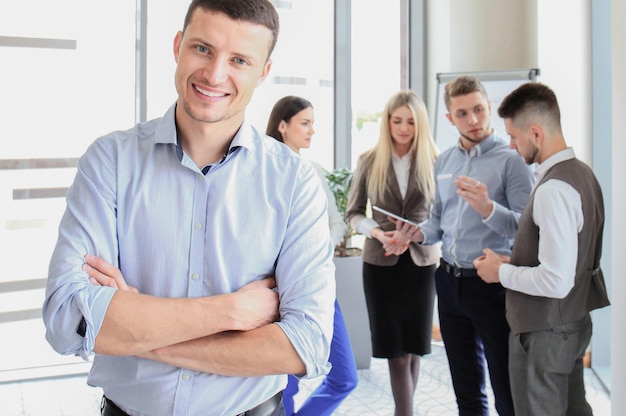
[421,132,534,268]
[43,104,335,416]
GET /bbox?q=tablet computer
[372,205,425,228]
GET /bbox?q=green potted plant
[325,167,362,257]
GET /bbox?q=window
[248,0,335,170]
[350,1,403,168]
[0,0,136,379]
[0,0,407,380]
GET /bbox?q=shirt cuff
[355,217,379,238]
[499,263,514,289]
[482,201,496,221]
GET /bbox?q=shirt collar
[154,104,178,145]
[156,103,253,163]
[456,130,501,157]
[391,151,411,162]
[534,147,576,182]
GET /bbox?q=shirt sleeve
[419,168,444,246]
[345,157,370,234]
[482,154,534,238]
[311,162,347,247]
[42,138,119,359]
[274,162,336,379]
[500,179,582,298]
[354,217,379,238]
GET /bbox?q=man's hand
[84,254,279,332]
[228,277,280,331]
[474,248,510,284]
[455,175,494,219]
[83,254,138,293]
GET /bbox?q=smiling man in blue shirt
[42,1,335,415]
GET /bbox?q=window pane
[145,2,188,120]
[247,0,335,170]
[0,0,135,378]
[350,0,402,168]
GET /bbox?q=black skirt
[362,252,436,358]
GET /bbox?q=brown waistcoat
[506,158,610,334]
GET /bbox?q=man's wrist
[482,201,495,219]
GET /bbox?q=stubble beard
[524,144,540,165]
[181,99,232,124]
[460,125,492,144]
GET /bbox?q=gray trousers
[509,315,594,416]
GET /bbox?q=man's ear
[256,59,272,87]
[173,31,183,63]
[530,125,544,144]
[445,113,454,125]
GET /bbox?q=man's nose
[203,58,228,84]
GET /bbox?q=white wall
[448,1,534,71]
[426,0,535,120]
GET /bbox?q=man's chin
[186,107,229,124]
[461,133,484,143]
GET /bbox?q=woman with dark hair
[266,96,358,416]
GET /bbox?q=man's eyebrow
[186,37,260,62]
[186,36,211,46]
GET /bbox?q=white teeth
[195,85,224,97]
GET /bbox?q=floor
[0,343,611,416]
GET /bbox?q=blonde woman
[346,90,439,416]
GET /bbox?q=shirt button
[195,223,202,230]
[198,174,204,181]
[191,273,200,281]
[182,373,190,381]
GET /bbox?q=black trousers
[100,397,128,416]
[101,392,285,416]
[435,264,514,416]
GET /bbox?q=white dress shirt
[500,148,583,298]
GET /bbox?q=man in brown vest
[474,82,610,415]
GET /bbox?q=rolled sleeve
[43,139,119,359]
[274,162,335,378]
[43,282,116,359]
[483,155,533,238]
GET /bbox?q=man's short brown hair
[444,76,488,111]
[183,0,280,58]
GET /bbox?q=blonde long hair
[362,90,438,204]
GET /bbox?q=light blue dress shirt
[42,104,335,416]
[421,132,534,268]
